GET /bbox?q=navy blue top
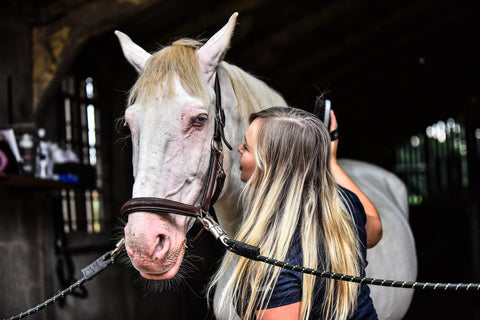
[265,187,378,319]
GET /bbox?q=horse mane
[219,61,286,126]
[128,38,286,126]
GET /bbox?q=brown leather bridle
[120,73,232,243]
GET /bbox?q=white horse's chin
[137,247,185,280]
[129,239,186,280]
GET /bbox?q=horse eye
[192,115,207,126]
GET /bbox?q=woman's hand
[329,110,339,166]
[256,302,300,319]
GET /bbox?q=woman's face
[238,119,262,182]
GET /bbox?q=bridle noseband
[120,73,232,242]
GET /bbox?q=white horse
[115,12,417,319]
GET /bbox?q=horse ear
[197,12,238,84]
[115,30,151,73]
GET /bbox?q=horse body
[339,159,417,319]
[117,13,416,319]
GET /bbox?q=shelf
[0,174,79,189]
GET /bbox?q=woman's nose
[237,144,243,154]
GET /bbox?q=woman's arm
[256,302,301,319]
[328,110,383,248]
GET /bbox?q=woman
[210,106,377,319]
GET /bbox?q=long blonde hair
[210,107,362,319]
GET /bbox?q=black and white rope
[3,239,124,320]
[224,238,480,292]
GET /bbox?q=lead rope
[6,215,480,320]
[13,230,466,316]
[199,214,480,292]
[224,237,480,291]
[3,238,125,320]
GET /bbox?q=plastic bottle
[18,133,35,176]
[36,128,51,179]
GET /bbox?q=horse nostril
[157,234,166,248]
[153,233,169,260]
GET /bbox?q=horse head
[116,14,239,280]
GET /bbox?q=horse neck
[213,64,287,236]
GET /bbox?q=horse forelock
[128,38,209,107]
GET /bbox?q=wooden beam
[32,0,161,112]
